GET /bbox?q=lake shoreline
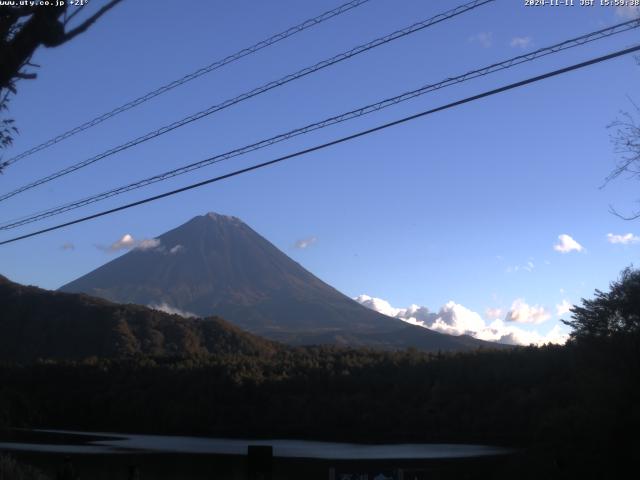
[0,428,513,460]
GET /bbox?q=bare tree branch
[63,5,85,26]
[609,204,640,221]
[14,72,36,80]
[605,103,640,186]
[56,0,124,45]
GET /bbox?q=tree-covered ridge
[1,271,495,362]
[0,275,278,361]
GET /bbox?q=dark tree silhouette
[0,1,124,169]
[563,267,640,340]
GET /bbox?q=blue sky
[1,0,639,344]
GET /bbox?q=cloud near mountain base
[355,295,567,346]
[149,302,196,318]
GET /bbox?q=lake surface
[0,429,513,479]
[0,429,509,459]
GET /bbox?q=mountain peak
[202,212,242,223]
[59,214,497,351]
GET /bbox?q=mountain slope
[0,274,276,362]
[59,213,496,351]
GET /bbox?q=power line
[0,0,494,203]
[0,0,373,168]
[1,18,638,231]
[1,43,638,247]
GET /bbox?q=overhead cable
[0,0,374,168]
[2,42,638,246]
[1,17,638,231]
[0,0,494,202]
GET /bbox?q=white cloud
[556,300,572,317]
[485,307,503,319]
[429,301,486,336]
[106,234,135,252]
[136,238,161,251]
[607,233,640,245]
[510,36,532,49]
[505,298,551,324]
[149,302,196,318]
[469,32,493,48]
[294,236,317,250]
[355,295,566,346]
[486,320,569,346]
[616,5,640,19]
[99,234,162,253]
[355,295,403,318]
[60,242,75,251]
[553,234,584,253]
[169,244,185,254]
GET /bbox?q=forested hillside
[0,275,277,361]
